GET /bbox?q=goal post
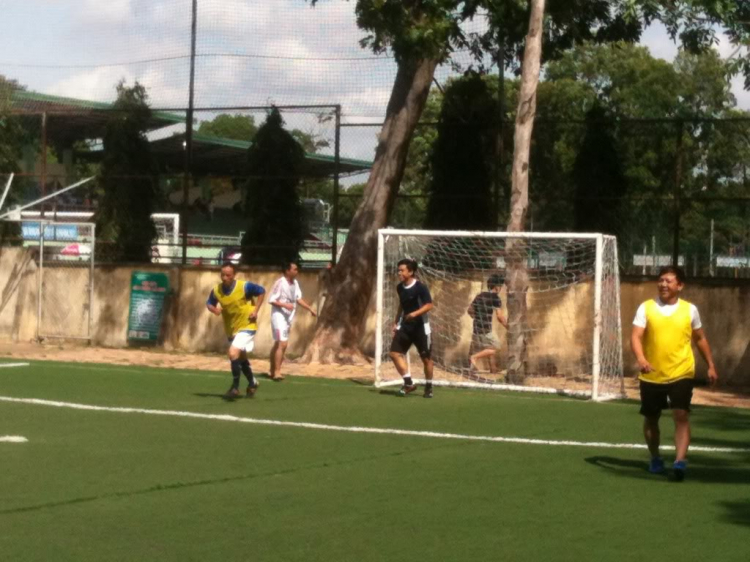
[375,229,625,401]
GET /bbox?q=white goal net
[375,229,624,401]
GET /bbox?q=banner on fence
[127,272,169,342]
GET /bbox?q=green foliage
[96,81,157,263]
[425,72,497,230]
[241,107,306,265]
[0,75,27,243]
[0,75,25,173]
[197,113,257,141]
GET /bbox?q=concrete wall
[2,245,749,385]
[0,247,326,358]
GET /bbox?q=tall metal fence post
[331,105,341,265]
[672,120,684,268]
[181,0,198,265]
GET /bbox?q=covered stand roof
[147,132,371,178]
[11,90,185,147]
[11,91,372,178]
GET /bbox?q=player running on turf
[206,262,266,398]
[268,261,317,381]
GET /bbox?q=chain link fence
[340,117,750,279]
[33,221,95,340]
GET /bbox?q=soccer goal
[375,229,624,401]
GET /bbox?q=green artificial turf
[1,359,748,561]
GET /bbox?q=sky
[1,0,748,166]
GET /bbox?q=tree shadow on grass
[696,404,750,433]
[718,499,750,527]
[585,455,750,484]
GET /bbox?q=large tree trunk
[506,0,545,384]
[302,57,439,364]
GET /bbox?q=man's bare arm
[630,326,653,373]
[692,328,718,383]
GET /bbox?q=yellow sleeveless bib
[214,281,257,337]
[640,299,695,384]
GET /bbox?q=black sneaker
[246,382,259,397]
[423,387,433,399]
[398,384,418,396]
[224,387,240,399]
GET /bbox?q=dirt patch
[0,340,372,382]
[1,340,748,408]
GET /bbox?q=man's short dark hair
[487,273,505,290]
[221,262,237,272]
[282,261,299,272]
[658,265,685,284]
[397,258,418,273]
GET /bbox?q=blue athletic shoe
[648,457,665,474]
[673,460,687,482]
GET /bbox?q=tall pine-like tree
[425,72,497,230]
[572,103,628,235]
[0,76,25,244]
[241,108,306,265]
[97,81,157,262]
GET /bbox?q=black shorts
[390,325,432,360]
[639,378,694,417]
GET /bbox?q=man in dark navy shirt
[389,258,435,398]
[468,273,507,374]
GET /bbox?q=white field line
[1,396,749,453]
[0,363,30,368]
[0,435,28,443]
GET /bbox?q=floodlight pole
[672,120,684,268]
[495,31,505,230]
[41,112,48,215]
[331,105,342,265]
[182,0,198,265]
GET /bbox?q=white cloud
[640,22,679,62]
[77,0,133,26]
[48,67,136,102]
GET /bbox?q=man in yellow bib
[207,262,266,399]
[631,266,717,481]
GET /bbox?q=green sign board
[127,272,169,342]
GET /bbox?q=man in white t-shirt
[268,261,317,380]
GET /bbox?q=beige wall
[0,248,326,358]
[2,246,750,386]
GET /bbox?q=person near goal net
[630,266,718,482]
[389,258,435,398]
[468,273,509,376]
[206,262,266,399]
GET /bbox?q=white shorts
[271,312,292,342]
[229,330,256,353]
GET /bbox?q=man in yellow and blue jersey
[631,266,717,481]
[207,262,266,399]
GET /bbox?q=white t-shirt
[632,298,702,330]
[269,276,303,322]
